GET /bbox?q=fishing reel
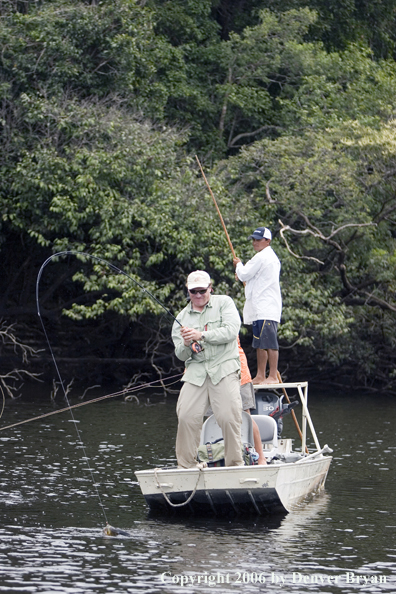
[190,341,204,354]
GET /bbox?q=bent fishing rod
[35,251,195,530]
[36,251,203,364]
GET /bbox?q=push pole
[195,157,308,454]
[195,155,237,259]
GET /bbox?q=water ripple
[0,394,395,592]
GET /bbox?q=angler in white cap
[171,270,244,469]
[233,227,282,385]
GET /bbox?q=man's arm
[234,253,263,282]
[171,319,194,362]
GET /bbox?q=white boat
[135,381,332,516]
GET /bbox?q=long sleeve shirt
[236,246,282,324]
[172,295,241,386]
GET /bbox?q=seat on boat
[199,411,254,447]
[253,415,278,452]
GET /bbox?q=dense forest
[1,0,396,397]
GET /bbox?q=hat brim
[187,283,210,290]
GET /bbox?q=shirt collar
[188,295,213,312]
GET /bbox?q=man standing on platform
[172,270,244,469]
[233,226,282,385]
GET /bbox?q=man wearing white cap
[233,227,282,385]
[171,270,244,469]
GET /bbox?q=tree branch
[278,219,325,264]
[228,125,281,148]
[266,179,276,203]
[279,216,396,311]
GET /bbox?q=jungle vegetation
[1,0,395,396]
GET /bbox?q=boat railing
[252,381,322,455]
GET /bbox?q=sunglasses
[189,287,209,295]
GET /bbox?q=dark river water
[0,385,395,593]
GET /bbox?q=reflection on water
[0,389,395,593]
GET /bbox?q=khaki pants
[176,372,243,468]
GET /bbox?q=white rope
[153,465,205,508]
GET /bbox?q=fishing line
[0,372,183,433]
[35,250,183,526]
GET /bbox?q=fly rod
[36,251,182,329]
[34,252,193,533]
[36,252,202,374]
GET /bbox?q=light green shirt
[172,294,241,386]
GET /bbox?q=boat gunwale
[135,455,333,477]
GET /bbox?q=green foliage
[0,0,182,115]
[265,0,396,58]
[1,0,396,391]
[147,0,220,45]
[279,45,396,130]
[213,117,396,387]
[146,5,321,155]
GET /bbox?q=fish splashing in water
[103,523,131,537]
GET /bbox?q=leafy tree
[0,0,183,114]
[278,44,396,130]
[213,119,396,390]
[1,0,396,394]
[264,0,396,57]
[148,7,320,156]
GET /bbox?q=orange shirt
[237,336,252,386]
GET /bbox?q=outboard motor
[251,390,299,437]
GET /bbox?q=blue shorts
[252,320,279,350]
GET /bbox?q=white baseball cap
[186,270,211,290]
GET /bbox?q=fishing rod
[36,251,202,374]
[35,250,191,532]
[36,250,182,326]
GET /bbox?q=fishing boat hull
[135,455,332,516]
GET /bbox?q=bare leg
[251,417,267,465]
[262,349,279,384]
[252,348,267,384]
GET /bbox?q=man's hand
[233,257,242,281]
[180,326,202,346]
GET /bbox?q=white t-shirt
[236,246,282,324]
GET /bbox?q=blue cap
[248,227,272,241]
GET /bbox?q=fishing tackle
[190,341,203,353]
[36,250,203,358]
[36,250,197,533]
